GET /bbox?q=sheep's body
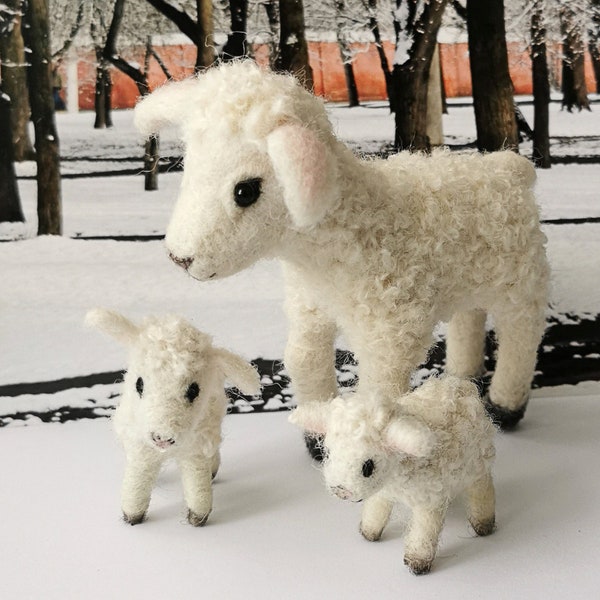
[86,309,260,526]
[134,61,549,428]
[290,376,496,575]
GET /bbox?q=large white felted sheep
[133,60,549,430]
[85,308,260,526]
[289,376,497,575]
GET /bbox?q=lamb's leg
[121,447,163,525]
[179,455,213,527]
[467,472,496,536]
[403,505,446,575]
[487,304,546,428]
[210,450,221,480]
[284,295,338,460]
[360,494,393,542]
[446,309,487,378]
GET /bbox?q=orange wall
[69,40,597,110]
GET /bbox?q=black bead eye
[362,459,375,478]
[135,377,144,397]
[233,178,262,208]
[185,382,200,403]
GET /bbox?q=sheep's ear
[211,349,261,396]
[288,402,331,436]
[266,124,340,228]
[133,77,200,137]
[383,417,436,458]
[84,308,140,346]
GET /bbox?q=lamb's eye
[362,459,375,478]
[233,178,262,208]
[185,382,200,403]
[135,377,144,397]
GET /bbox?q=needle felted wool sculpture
[133,60,549,430]
[289,376,497,575]
[85,308,260,526]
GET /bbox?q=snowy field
[1,98,599,599]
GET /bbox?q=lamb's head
[290,395,437,502]
[86,308,260,452]
[134,60,341,281]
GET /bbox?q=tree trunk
[22,0,62,236]
[277,0,314,90]
[0,86,25,223]
[143,135,159,191]
[531,0,551,168]
[94,50,113,129]
[263,0,280,68]
[426,44,443,146]
[335,0,359,107]
[220,0,248,61]
[559,3,590,111]
[366,0,394,108]
[392,0,449,152]
[589,0,600,93]
[0,2,35,161]
[144,0,214,70]
[466,0,518,152]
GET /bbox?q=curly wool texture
[134,60,550,420]
[290,376,496,573]
[85,308,260,525]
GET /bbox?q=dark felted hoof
[304,433,325,462]
[404,556,433,575]
[123,511,146,526]
[483,395,528,430]
[469,516,496,537]
[188,509,210,527]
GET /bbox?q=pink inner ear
[290,126,328,199]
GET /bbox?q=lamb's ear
[211,349,261,396]
[288,402,331,436]
[383,416,436,458]
[133,77,200,137]
[266,124,340,228]
[84,308,140,346]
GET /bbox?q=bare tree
[559,1,591,111]
[0,68,25,223]
[590,0,600,93]
[277,0,313,89]
[0,0,34,161]
[391,0,449,151]
[22,0,62,235]
[103,0,172,191]
[220,0,249,60]
[333,0,359,106]
[363,0,393,106]
[466,0,518,152]
[531,0,551,168]
[144,0,215,70]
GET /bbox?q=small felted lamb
[289,376,496,575]
[85,308,260,526]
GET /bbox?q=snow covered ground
[1,98,599,599]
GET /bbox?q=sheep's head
[85,308,260,452]
[133,60,341,281]
[289,394,437,502]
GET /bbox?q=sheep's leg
[487,304,546,428]
[210,450,221,480]
[360,494,394,542]
[284,294,338,460]
[446,309,487,378]
[179,455,213,527]
[284,305,338,405]
[121,447,163,525]
[403,505,446,575]
[466,472,496,536]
